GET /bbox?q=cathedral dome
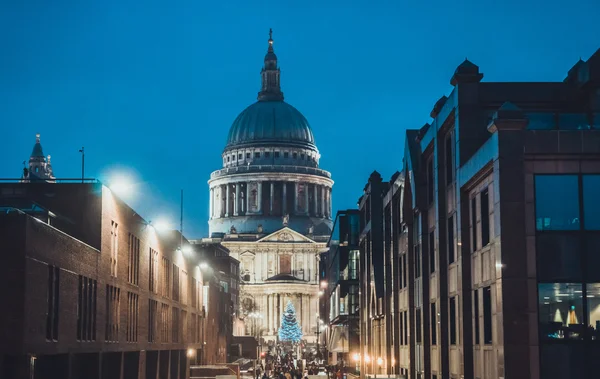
[226,101,315,149]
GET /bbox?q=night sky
[1,0,598,237]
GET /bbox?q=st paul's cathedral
[207,30,333,344]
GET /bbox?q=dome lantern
[258,28,284,102]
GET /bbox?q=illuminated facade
[206,31,333,344]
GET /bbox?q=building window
[46,265,60,341]
[173,265,180,302]
[348,250,359,280]
[254,152,260,158]
[404,310,408,345]
[483,286,492,344]
[450,296,457,345]
[429,231,435,273]
[227,156,230,162]
[275,151,280,158]
[110,221,118,277]
[427,158,434,204]
[161,303,170,342]
[77,275,97,342]
[127,234,140,285]
[448,215,455,264]
[431,302,437,345]
[583,175,600,230]
[538,283,584,341]
[105,285,120,342]
[284,152,289,158]
[445,132,453,185]
[416,308,422,343]
[587,283,600,338]
[471,197,477,252]
[246,152,250,159]
[232,154,236,161]
[414,244,421,279]
[126,292,139,342]
[481,188,490,247]
[473,289,480,345]
[172,307,180,343]
[293,152,298,159]
[535,175,580,230]
[265,151,270,158]
[162,257,171,298]
[149,248,159,294]
[402,254,407,288]
[148,299,158,343]
[301,153,305,160]
[238,153,242,160]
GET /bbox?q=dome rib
[225,101,315,149]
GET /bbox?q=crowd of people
[254,362,347,379]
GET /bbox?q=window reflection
[587,284,600,340]
[527,113,556,130]
[583,175,600,230]
[538,283,583,340]
[535,175,580,230]
[558,113,590,130]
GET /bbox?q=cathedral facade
[207,31,333,343]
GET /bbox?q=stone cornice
[209,172,334,187]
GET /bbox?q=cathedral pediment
[257,227,316,244]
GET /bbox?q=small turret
[258,28,284,102]
[21,133,56,183]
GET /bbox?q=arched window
[250,189,258,209]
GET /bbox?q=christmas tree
[278,300,303,343]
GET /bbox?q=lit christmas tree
[278,300,303,343]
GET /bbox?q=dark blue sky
[1,0,598,237]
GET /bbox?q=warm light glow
[108,174,133,197]
[187,348,194,357]
[364,355,371,363]
[392,357,396,365]
[182,245,193,255]
[352,353,360,362]
[199,262,209,270]
[152,219,171,232]
[320,281,327,288]
[377,357,383,366]
[318,291,324,297]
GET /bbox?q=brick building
[358,49,600,379]
[0,182,218,379]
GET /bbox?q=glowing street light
[352,353,360,362]
[320,281,327,289]
[364,355,371,363]
[187,348,194,358]
[199,262,209,270]
[318,290,324,297]
[377,357,383,366]
[108,175,134,197]
[152,219,171,232]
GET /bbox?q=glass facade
[535,175,580,231]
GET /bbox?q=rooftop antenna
[180,189,184,249]
[78,147,85,183]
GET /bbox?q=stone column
[329,188,333,217]
[304,183,309,215]
[225,184,230,217]
[304,252,309,281]
[320,185,325,217]
[245,183,249,215]
[220,185,225,217]
[234,183,240,216]
[267,294,272,333]
[293,182,299,214]
[257,182,263,214]
[263,253,268,281]
[270,182,274,215]
[209,187,214,219]
[313,185,318,216]
[282,183,287,215]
